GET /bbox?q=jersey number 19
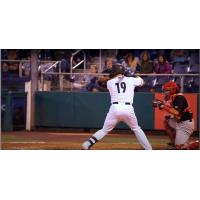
[115,82,126,93]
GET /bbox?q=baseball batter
[82,65,152,150]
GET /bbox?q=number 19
[115,82,126,93]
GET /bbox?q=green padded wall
[134,92,154,129]
[35,92,75,127]
[35,92,154,129]
[198,93,200,131]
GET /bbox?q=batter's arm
[134,76,144,87]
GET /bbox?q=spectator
[6,50,19,76]
[9,62,19,76]
[154,55,172,89]
[136,51,155,91]
[97,58,113,92]
[2,62,10,78]
[124,53,134,67]
[132,57,141,70]
[122,53,134,76]
[84,65,99,92]
[123,53,141,77]
[52,50,71,81]
[154,55,172,74]
[102,58,113,71]
[20,55,31,77]
[170,50,189,63]
[73,64,99,92]
[38,59,55,80]
[137,51,154,73]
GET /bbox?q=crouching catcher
[153,81,199,150]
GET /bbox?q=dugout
[1,91,27,131]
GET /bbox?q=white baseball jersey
[89,74,152,150]
[107,75,143,104]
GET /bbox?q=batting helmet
[110,64,125,78]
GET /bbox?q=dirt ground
[1,130,199,150]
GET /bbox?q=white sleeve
[107,80,111,91]
[134,76,144,87]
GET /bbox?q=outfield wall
[2,92,198,131]
[35,92,199,131]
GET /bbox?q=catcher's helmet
[110,64,125,78]
[162,81,179,93]
[162,81,179,101]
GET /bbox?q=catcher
[153,81,199,150]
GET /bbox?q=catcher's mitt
[152,99,164,110]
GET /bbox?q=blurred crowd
[1,49,199,93]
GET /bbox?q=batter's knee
[93,129,109,140]
[132,126,142,133]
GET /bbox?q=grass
[1,134,39,142]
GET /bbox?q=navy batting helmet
[110,64,125,78]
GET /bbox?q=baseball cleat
[82,141,91,150]
[166,143,176,150]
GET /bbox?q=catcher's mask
[110,64,125,78]
[162,81,179,101]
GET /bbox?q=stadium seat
[190,64,199,73]
[172,56,188,63]
[173,63,189,74]
[184,76,199,93]
[142,76,156,87]
[156,76,171,85]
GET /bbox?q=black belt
[112,102,131,105]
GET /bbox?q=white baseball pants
[92,103,152,150]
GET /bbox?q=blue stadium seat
[142,76,156,87]
[172,56,188,63]
[194,76,199,86]
[156,76,171,85]
[190,64,199,73]
[173,63,189,74]
[184,76,199,93]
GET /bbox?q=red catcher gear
[163,81,179,94]
[188,140,199,150]
[175,140,199,150]
[162,81,179,101]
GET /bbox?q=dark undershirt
[172,94,193,122]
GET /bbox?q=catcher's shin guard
[175,140,200,150]
[175,144,188,150]
[82,136,98,150]
[188,140,200,150]
[164,118,175,145]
